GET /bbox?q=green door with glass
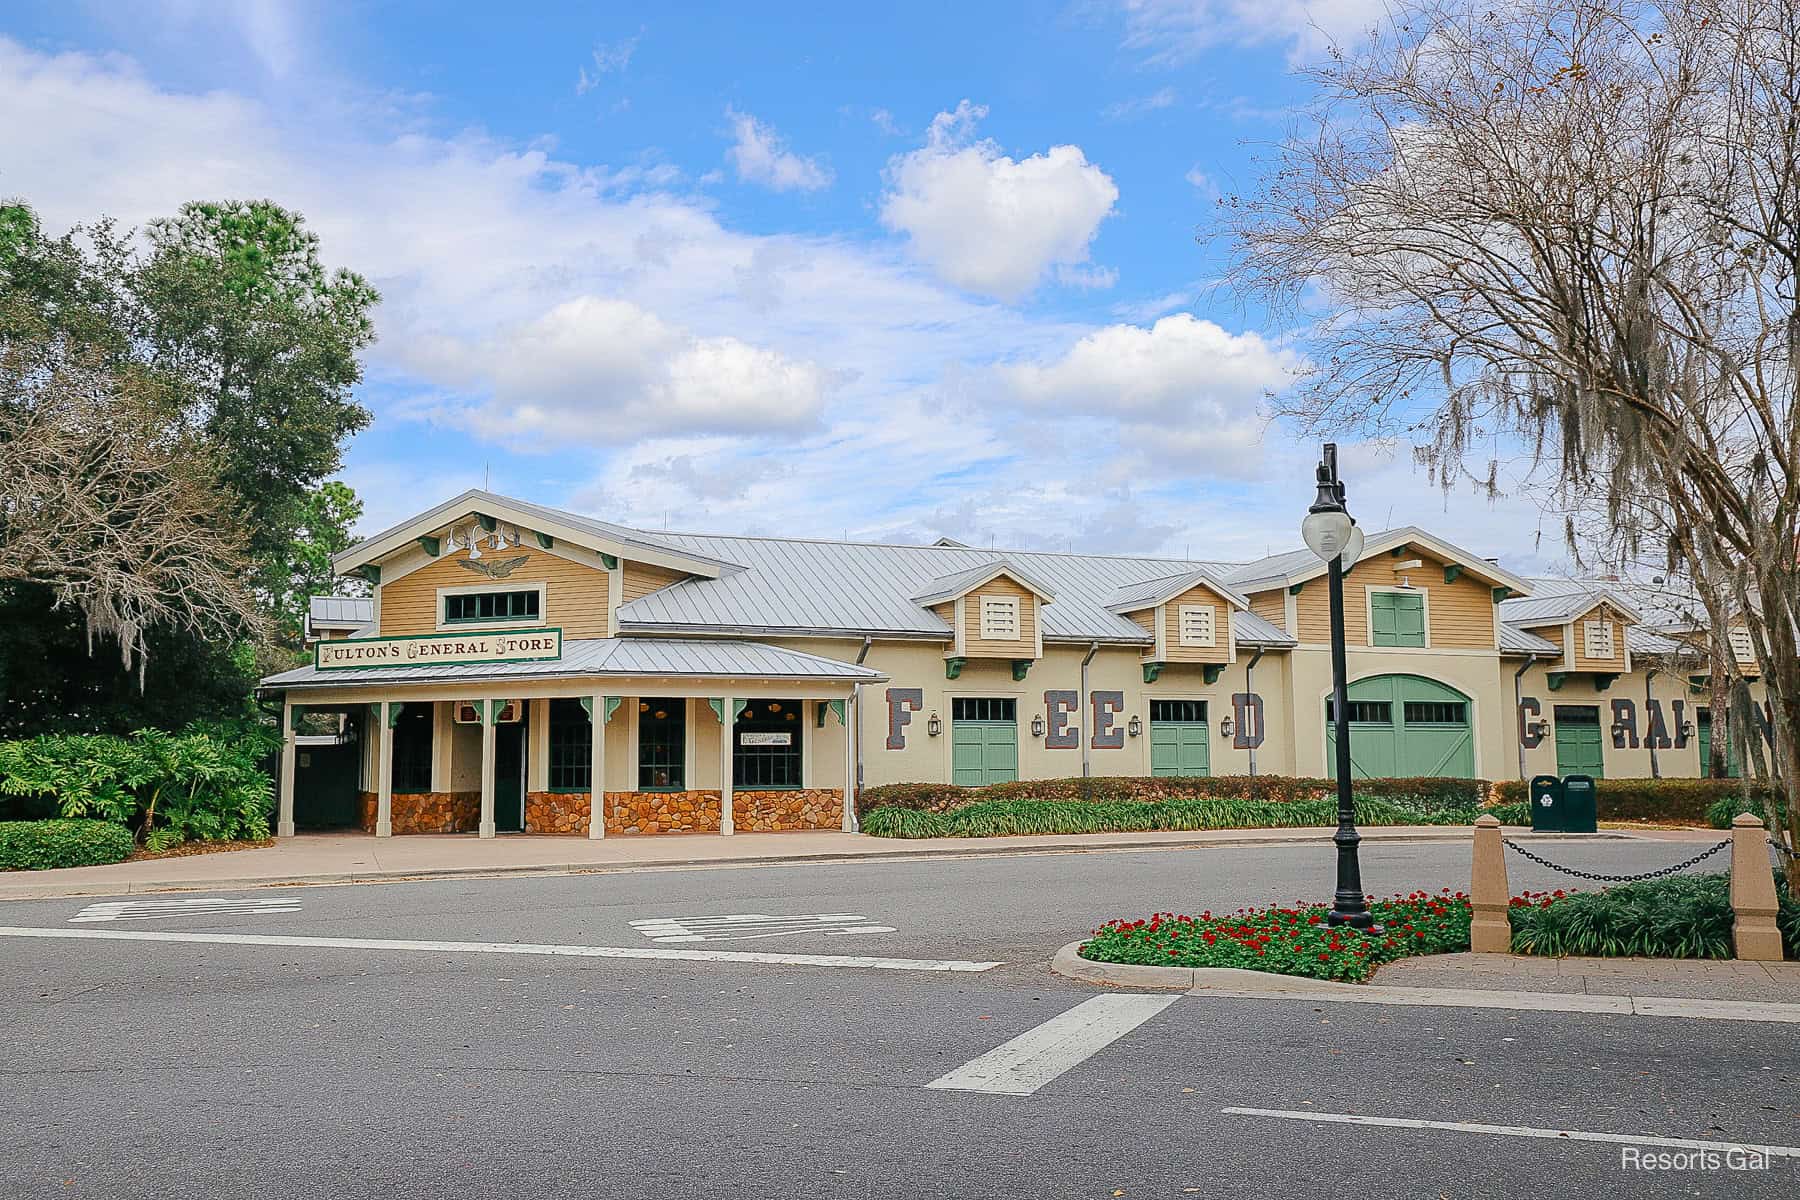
[952,698,1018,786]
[1324,674,1474,778]
[1552,705,1604,778]
[1150,700,1211,776]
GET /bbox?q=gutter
[1512,654,1539,780]
[1080,642,1100,778]
[1242,648,1265,778]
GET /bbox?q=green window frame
[1150,699,1208,724]
[1370,590,1426,647]
[637,699,685,790]
[1402,701,1467,725]
[951,697,1016,723]
[390,705,433,793]
[547,698,591,792]
[733,699,804,789]
[443,589,541,625]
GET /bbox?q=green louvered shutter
[1372,592,1425,647]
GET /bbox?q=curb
[1051,940,1362,994]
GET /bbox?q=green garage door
[1553,705,1604,778]
[952,698,1018,786]
[1150,700,1210,777]
[1325,675,1475,778]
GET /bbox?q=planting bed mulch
[128,838,275,862]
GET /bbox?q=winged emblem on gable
[456,555,531,580]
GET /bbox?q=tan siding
[961,576,1038,658]
[621,561,686,603]
[1248,589,1287,634]
[1571,604,1628,672]
[1127,608,1156,639]
[377,547,611,639]
[1160,585,1230,664]
[1294,549,1497,650]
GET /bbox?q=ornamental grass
[860,796,1477,839]
[1079,890,1474,983]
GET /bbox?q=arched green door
[1325,675,1475,779]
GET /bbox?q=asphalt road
[3,839,1793,1199]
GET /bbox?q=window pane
[1150,700,1207,723]
[952,697,1016,722]
[637,699,685,789]
[1403,701,1466,725]
[1326,699,1393,724]
[733,699,804,789]
[547,698,592,790]
[444,590,540,624]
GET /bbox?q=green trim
[1288,582,1305,595]
[944,657,967,680]
[1443,564,1462,584]
[534,531,554,550]
[579,696,593,718]
[1011,659,1032,681]
[313,626,564,670]
[476,514,497,532]
[1390,544,1410,557]
[1592,673,1617,692]
[385,701,405,729]
[829,698,845,726]
[1492,586,1512,603]
[356,564,380,585]
[290,707,309,733]
[1688,674,1710,696]
[707,699,724,723]
[600,552,619,570]
[814,699,849,727]
[733,699,748,721]
[604,696,622,723]
[1143,662,1164,684]
[1546,672,1567,691]
[1202,664,1225,685]
[416,535,440,557]
[546,787,591,795]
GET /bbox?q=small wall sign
[315,628,563,670]
[740,731,792,746]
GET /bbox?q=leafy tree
[271,480,366,648]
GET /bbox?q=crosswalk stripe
[926,994,1179,1096]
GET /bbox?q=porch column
[843,690,856,833]
[719,693,735,836]
[277,697,297,838]
[587,693,606,840]
[479,699,498,839]
[375,701,394,838]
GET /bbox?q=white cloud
[1102,87,1178,120]
[576,33,640,94]
[724,108,833,192]
[1117,0,1388,63]
[879,100,1119,301]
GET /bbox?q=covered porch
[260,639,885,839]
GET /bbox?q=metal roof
[1225,527,1534,597]
[1500,584,1644,628]
[1627,625,1704,659]
[1231,610,1297,647]
[307,596,373,627]
[1499,623,1561,655]
[614,530,1258,644]
[1105,568,1249,613]
[260,638,887,691]
[910,558,1059,605]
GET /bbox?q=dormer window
[980,594,1020,641]
[440,584,544,627]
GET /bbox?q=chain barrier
[1770,837,1798,862]
[1501,837,1730,884]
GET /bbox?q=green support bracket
[476,514,497,532]
[386,702,405,728]
[1390,544,1410,557]
[707,699,724,723]
[944,657,967,680]
[1288,582,1305,596]
[417,535,440,557]
[483,698,502,725]
[1492,586,1512,603]
[580,696,593,718]
[600,552,619,570]
[1546,672,1567,691]
[828,699,845,726]
[1592,673,1617,693]
[356,564,380,585]
[604,696,622,723]
[1011,659,1032,681]
[1443,564,1462,584]
[1202,664,1225,685]
[535,531,554,550]
[292,707,311,733]
[1142,662,1164,684]
[1687,674,1710,696]
[733,699,748,721]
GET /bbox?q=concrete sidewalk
[0,823,1677,900]
[1374,951,1800,1004]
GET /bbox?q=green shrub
[1491,777,1782,824]
[857,774,1489,817]
[861,794,1476,838]
[1486,801,1532,825]
[1704,793,1770,830]
[0,819,136,870]
[0,721,277,850]
[1509,873,1739,959]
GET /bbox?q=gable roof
[333,490,740,579]
[1225,527,1533,597]
[909,558,1059,606]
[1500,584,1644,628]
[1105,568,1249,614]
[1499,623,1561,655]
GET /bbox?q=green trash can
[1529,775,1564,832]
[1559,774,1598,834]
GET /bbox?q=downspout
[1080,642,1100,779]
[1242,648,1265,779]
[850,635,873,832]
[1645,666,1660,779]
[1513,654,1536,782]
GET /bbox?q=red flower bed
[1079,890,1474,983]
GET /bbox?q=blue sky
[0,0,1571,569]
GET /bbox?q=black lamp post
[1300,443,1380,932]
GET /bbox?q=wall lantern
[1219,714,1235,739]
[1127,715,1143,738]
[1679,721,1695,740]
[1610,720,1630,740]
[1031,713,1047,739]
[927,712,943,737]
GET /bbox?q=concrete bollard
[1730,813,1785,962]
[1471,814,1511,954]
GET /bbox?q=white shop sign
[315,627,563,670]
[740,731,792,747]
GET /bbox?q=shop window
[980,594,1020,641]
[734,700,804,789]
[390,705,433,792]
[443,588,541,625]
[548,699,591,791]
[637,700,685,790]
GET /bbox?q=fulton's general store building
[261,490,1771,838]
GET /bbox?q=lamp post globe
[1304,443,1380,933]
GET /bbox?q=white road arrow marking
[71,897,302,923]
[628,913,897,943]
